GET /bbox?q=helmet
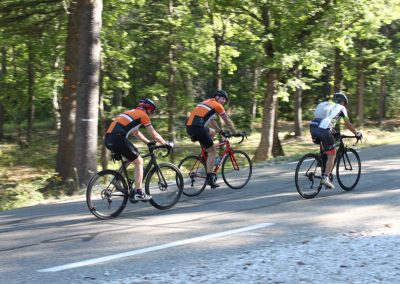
[333,92,348,105]
[138,98,156,114]
[214,90,228,100]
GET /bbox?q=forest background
[1,0,400,210]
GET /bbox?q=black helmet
[138,98,156,114]
[214,90,228,100]
[333,92,348,105]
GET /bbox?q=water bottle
[214,157,221,166]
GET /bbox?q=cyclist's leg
[109,135,148,199]
[320,130,336,175]
[319,129,336,188]
[198,127,218,187]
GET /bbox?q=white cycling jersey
[312,101,349,130]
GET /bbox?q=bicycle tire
[145,163,183,210]
[178,155,207,197]
[295,153,323,199]
[86,170,128,219]
[221,150,252,189]
[336,148,361,191]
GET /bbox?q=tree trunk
[378,76,387,127]
[74,0,103,189]
[293,66,303,137]
[56,1,80,180]
[206,2,224,90]
[27,41,35,143]
[251,67,260,120]
[99,63,108,170]
[51,56,61,130]
[167,47,177,145]
[52,80,61,130]
[332,47,343,94]
[272,100,284,157]
[214,40,222,90]
[167,0,177,162]
[0,47,6,141]
[253,69,278,162]
[253,5,279,162]
[356,61,366,127]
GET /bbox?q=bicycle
[86,143,184,219]
[294,133,362,199]
[178,131,252,197]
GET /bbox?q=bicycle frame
[199,137,239,173]
[116,148,164,188]
[320,135,358,172]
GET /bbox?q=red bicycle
[178,131,252,197]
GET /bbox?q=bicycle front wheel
[145,163,183,210]
[178,155,207,197]
[336,148,361,191]
[86,170,128,219]
[295,153,322,199]
[222,150,252,189]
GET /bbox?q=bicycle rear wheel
[295,153,323,199]
[86,170,128,219]
[178,155,207,196]
[221,150,252,189]
[145,163,183,210]
[336,148,361,191]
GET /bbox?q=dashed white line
[38,222,274,272]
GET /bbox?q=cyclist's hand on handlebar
[355,131,363,140]
[220,130,230,137]
[165,141,174,150]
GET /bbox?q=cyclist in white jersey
[310,93,363,188]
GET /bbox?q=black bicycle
[86,143,183,219]
[295,133,362,199]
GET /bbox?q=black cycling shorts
[105,133,140,161]
[309,126,335,151]
[186,126,213,149]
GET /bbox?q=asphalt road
[1,143,399,284]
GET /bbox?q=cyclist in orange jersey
[186,90,237,188]
[105,98,170,201]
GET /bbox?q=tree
[56,1,80,181]
[73,0,103,188]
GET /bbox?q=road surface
[1,143,399,283]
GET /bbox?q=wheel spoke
[295,154,322,199]
[222,150,252,189]
[86,170,128,219]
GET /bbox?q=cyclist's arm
[132,129,151,144]
[209,119,222,133]
[145,125,166,145]
[220,113,236,134]
[344,119,358,135]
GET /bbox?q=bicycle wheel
[336,148,361,191]
[178,155,207,196]
[145,163,183,210]
[221,150,252,189]
[295,153,323,199]
[86,170,128,219]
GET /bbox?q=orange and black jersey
[106,108,151,136]
[186,98,225,127]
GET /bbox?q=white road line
[38,222,274,273]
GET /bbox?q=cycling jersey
[186,98,225,127]
[106,108,151,137]
[310,101,349,130]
